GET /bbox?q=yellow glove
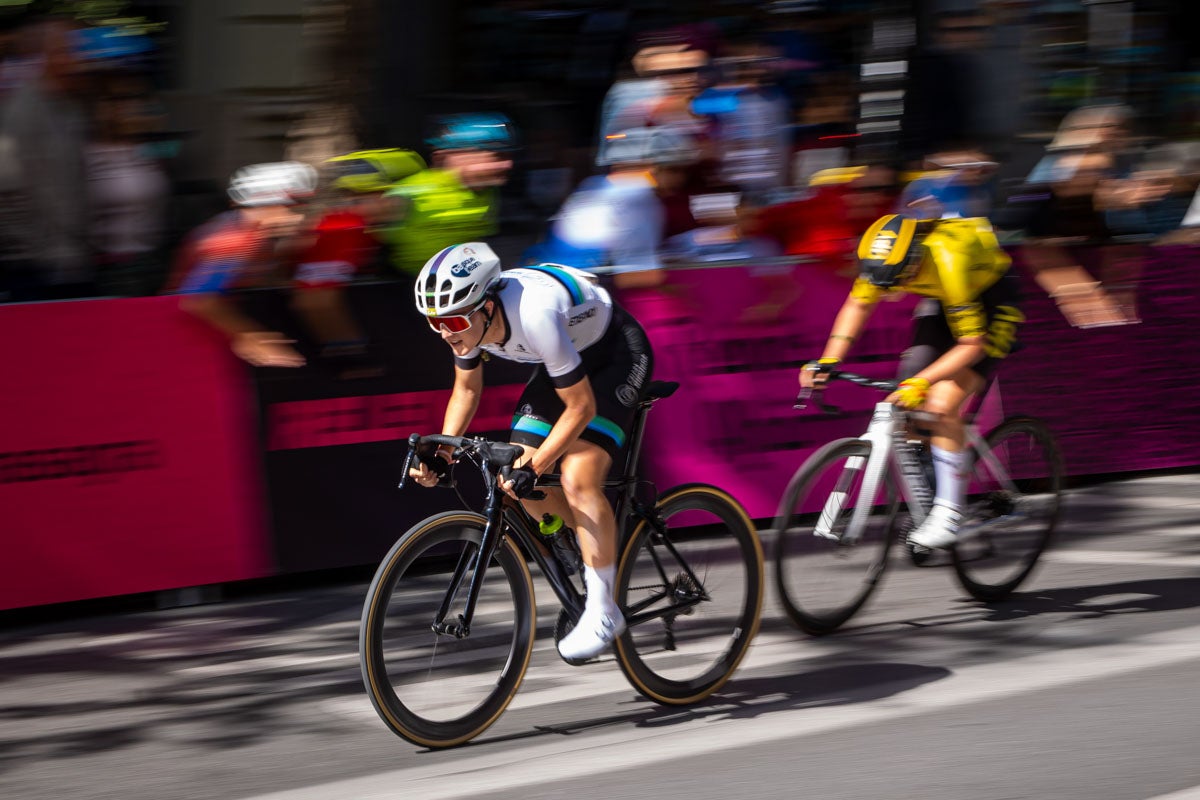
[892,377,930,409]
[803,356,842,374]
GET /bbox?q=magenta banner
[621,246,1200,519]
[0,297,272,610]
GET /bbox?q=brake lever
[397,433,420,489]
[794,388,840,415]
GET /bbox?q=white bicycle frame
[814,401,1020,544]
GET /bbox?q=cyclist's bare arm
[525,377,597,477]
[411,364,482,486]
[179,293,304,367]
[800,295,875,389]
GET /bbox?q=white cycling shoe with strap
[557,601,626,662]
[908,501,963,550]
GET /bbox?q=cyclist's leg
[926,271,1023,508]
[557,305,652,660]
[556,438,625,659]
[558,440,617,569]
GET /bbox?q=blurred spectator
[1007,104,1152,327]
[0,15,92,301]
[691,41,792,199]
[380,113,516,275]
[738,161,899,323]
[165,161,317,368]
[1102,140,1200,238]
[748,162,899,273]
[897,150,999,221]
[524,126,700,290]
[288,149,421,379]
[85,70,170,297]
[596,38,714,165]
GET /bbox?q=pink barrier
[623,247,1200,520]
[619,266,920,520]
[0,297,271,610]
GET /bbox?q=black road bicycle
[360,380,764,748]
[774,371,1064,635]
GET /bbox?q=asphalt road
[3,472,1199,800]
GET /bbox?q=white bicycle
[774,370,1064,635]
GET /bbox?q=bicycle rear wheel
[774,438,900,635]
[615,484,764,705]
[952,416,1064,602]
[359,511,536,748]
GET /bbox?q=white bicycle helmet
[414,242,502,316]
[227,161,318,207]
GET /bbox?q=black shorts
[510,305,654,460]
[897,272,1024,382]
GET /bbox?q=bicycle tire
[951,416,1064,602]
[359,511,536,748]
[614,484,764,705]
[774,437,900,635]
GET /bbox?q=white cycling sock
[584,564,617,610]
[931,445,966,510]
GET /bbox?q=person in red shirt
[735,163,898,323]
[288,149,418,378]
[166,162,317,368]
[750,163,898,272]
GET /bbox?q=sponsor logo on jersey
[568,307,597,326]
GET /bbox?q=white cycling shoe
[557,602,626,662]
[908,502,963,550]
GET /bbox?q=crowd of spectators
[2,7,1198,347]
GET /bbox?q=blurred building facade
[11,0,1193,207]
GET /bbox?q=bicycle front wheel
[952,417,1064,602]
[774,438,900,635]
[615,484,764,705]
[359,511,536,748]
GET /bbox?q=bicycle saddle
[643,381,679,400]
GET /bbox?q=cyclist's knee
[559,469,605,507]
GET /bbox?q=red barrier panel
[0,297,271,610]
[4,246,1197,609]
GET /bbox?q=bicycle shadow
[813,575,1200,648]
[455,661,949,750]
[964,575,1200,623]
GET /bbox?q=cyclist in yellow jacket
[800,214,1024,550]
[379,113,517,275]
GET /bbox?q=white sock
[931,445,966,511]
[584,564,617,610]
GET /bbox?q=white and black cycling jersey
[455,264,614,388]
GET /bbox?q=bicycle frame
[826,402,1023,545]
[422,387,706,639]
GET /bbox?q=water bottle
[539,513,583,576]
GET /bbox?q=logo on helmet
[450,257,481,278]
[869,231,898,260]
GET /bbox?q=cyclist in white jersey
[409,242,654,661]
